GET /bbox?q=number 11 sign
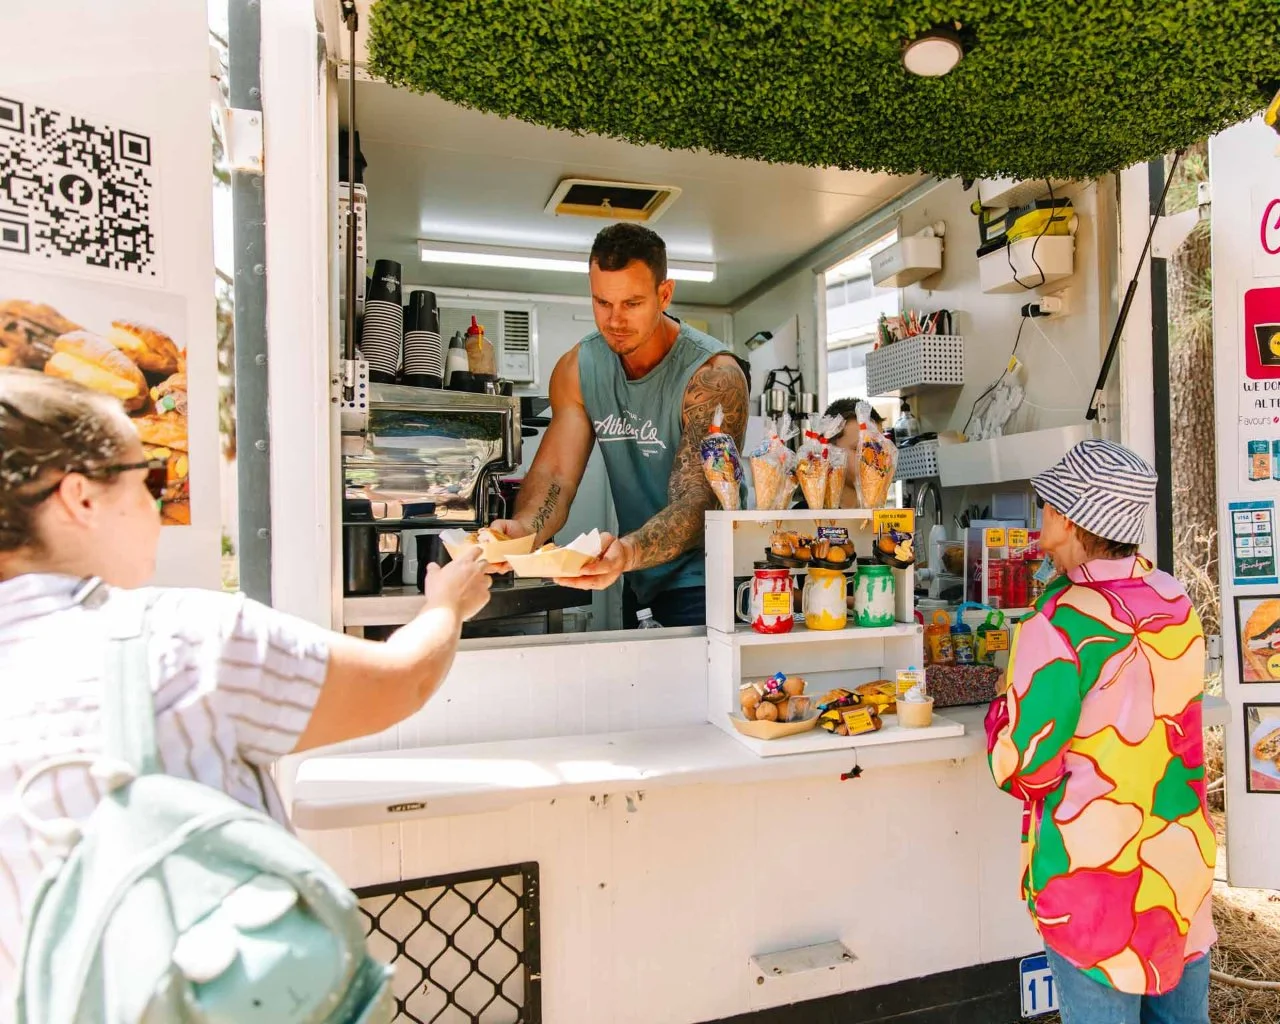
[1020,953,1059,1018]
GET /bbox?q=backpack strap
[90,582,162,777]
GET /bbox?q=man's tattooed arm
[621,355,749,572]
[504,347,595,545]
[528,481,562,537]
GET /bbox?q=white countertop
[290,695,1231,831]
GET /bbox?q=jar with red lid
[735,564,795,633]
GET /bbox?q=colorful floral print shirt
[985,555,1216,996]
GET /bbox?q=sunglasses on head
[22,459,169,508]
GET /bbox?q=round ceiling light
[902,28,964,77]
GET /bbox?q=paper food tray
[504,529,604,579]
[440,529,536,564]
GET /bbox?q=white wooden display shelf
[726,710,965,758]
[727,621,918,646]
[704,508,915,635]
[289,713,981,831]
[707,624,925,754]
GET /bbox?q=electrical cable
[1029,315,1084,395]
[962,314,1029,437]
[1005,178,1057,290]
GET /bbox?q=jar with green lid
[853,562,896,627]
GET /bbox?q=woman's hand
[424,545,492,621]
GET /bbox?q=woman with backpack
[0,367,491,1018]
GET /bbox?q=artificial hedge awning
[366,0,1280,181]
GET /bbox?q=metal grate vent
[356,862,541,1024]
[437,302,539,384]
[501,310,531,353]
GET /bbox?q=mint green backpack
[14,588,394,1023]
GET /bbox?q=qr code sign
[0,95,159,277]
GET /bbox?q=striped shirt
[0,573,332,1015]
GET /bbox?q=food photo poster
[0,267,190,525]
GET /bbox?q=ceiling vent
[544,178,682,223]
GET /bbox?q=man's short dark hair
[590,224,667,286]
[825,397,883,428]
[732,354,752,394]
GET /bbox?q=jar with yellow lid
[802,567,847,630]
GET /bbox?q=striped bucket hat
[1031,439,1157,546]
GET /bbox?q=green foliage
[367,0,1280,180]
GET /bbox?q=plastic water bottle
[636,608,662,629]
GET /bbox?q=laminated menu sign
[1230,500,1279,586]
[1238,286,1280,489]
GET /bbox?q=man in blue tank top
[491,225,747,628]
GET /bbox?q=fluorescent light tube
[418,240,715,283]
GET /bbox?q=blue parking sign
[1020,953,1058,1018]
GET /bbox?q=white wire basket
[896,438,940,481]
[866,334,965,397]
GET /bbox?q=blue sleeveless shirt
[577,320,729,605]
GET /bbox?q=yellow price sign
[982,629,1010,653]
[985,528,1007,548]
[1008,529,1030,549]
[873,509,915,534]
[1267,652,1280,679]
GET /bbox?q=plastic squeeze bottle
[444,331,469,385]
[465,315,496,376]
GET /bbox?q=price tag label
[873,509,915,534]
[840,706,879,736]
[985,528,1007,548]
[1008,529,1029,549]
[761,592,792,617]
[983,629,1010,653]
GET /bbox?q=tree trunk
[1166,142,1219,635]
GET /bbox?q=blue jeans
[1046,947,1210,1024]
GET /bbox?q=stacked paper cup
[403,290,444,388]
[360,259,403,383]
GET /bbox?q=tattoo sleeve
[623,358,749,572]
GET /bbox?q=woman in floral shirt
[986,439,1215,1024]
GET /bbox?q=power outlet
[1041,287,1071,318]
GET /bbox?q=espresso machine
[761,366,818,448]
[339,364,522,595]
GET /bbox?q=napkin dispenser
[341,382,522,528]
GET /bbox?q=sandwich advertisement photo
[0,268,191,525]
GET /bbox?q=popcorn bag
[855,401,897,509]
[700,404,744,510]
[747,413,798,510]
[796,413,843,510]
[818,414,846,510]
